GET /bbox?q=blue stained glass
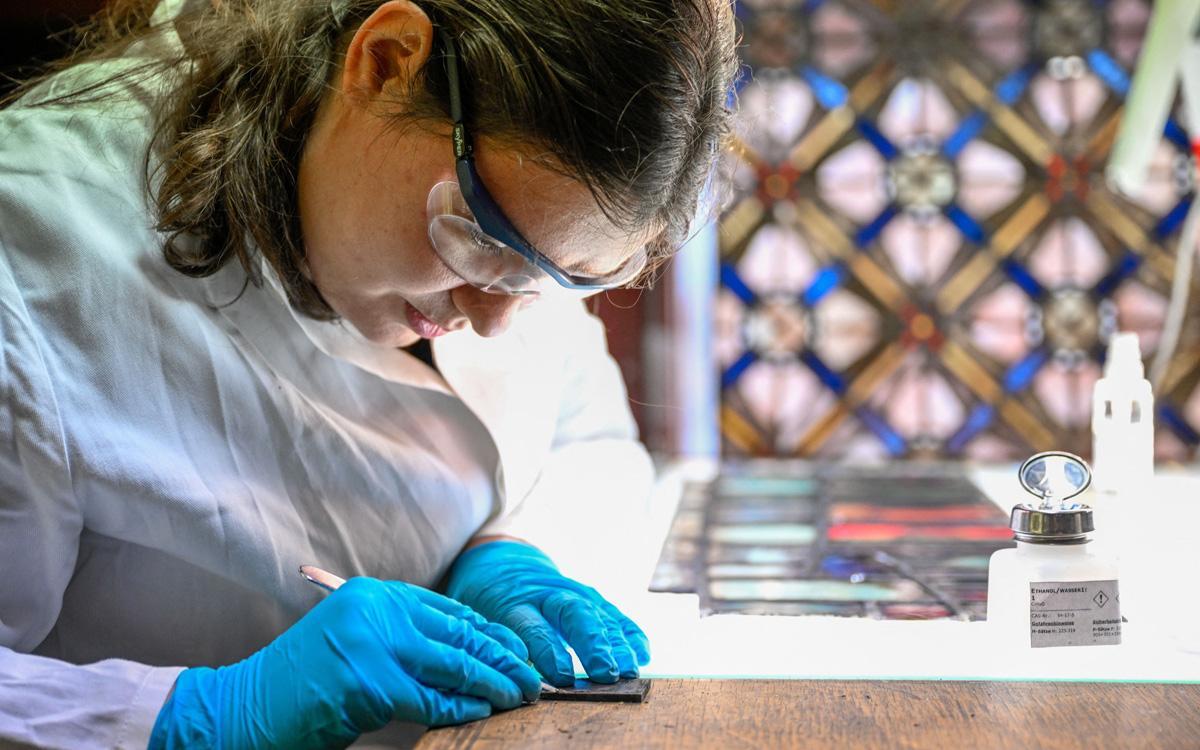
[1159,404,1200,446]
[1086,49,1128,94]
[821,554,874,577]
[1003,349,1048,393]
[942,111,988,159]
[854,205,899,247]
[995,64,1037,106]
[1164,119,1190,150]
[721,263,758,305]
[947,404,997,453]
[855,407,908,456]
[800,350,846,395]
[1001,259,1045,298]
[801,66,848,110]
[1093,252,1141,297]
[721,350,758,390]
[855,119,899,160]
[943,204,987,245]
[803,264,845,306]
[1154,198,1192,239]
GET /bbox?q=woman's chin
[344,316,421,349]
[391,330,422,348]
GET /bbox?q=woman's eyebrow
[561,253,623,278]
[568,260,608,277]
[540,242,603,277]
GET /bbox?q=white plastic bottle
[1091,332,1154,498]
[987,452,1121,649]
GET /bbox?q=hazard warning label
[1029,580,1121,648]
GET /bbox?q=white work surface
[556,461,1200,683]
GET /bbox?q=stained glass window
[717,0,1200,461]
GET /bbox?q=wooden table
[416,679,1200,749]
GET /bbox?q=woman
[0,0,736,747]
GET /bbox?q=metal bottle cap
[1011,451,1094,544]
[1010,503,1094,543]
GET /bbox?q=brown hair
[8,0,738,319]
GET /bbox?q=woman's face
[296,2,648,348]
[299,118,637,348]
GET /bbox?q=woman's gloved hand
[148,576,541,749]
[445,541,651,687]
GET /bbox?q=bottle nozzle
[1104,332,1144,380]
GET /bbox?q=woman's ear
[340,0,434,105]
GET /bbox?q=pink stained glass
[877,78,960,146]
[734,75,815,160]
[1108,0,1151,67]
[818,417,888,461]
[809,1,877,78]
[961,0,1030,71]
[1112,282,1170,355]
[879,356,968,442]
[955,141,1026,220]
[715,290,749,368]
[967,283,1034,365]
[737,223,818,294]
[735,360,835,452]
[1029,72,1107,136]
[1126,141,1189,215]
[815,141,889,224]
[1033,360,1102,429]
[880,214,963,288]
[809,289,882,371]
[1156,430,1193,463]
[966,433,1023,462]
[1027,218,1110,290]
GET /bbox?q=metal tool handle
[299,565,347,592]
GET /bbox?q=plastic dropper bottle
[987,452,1121,649]
[1091,332,1154,498]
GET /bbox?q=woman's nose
[452,286,527,337]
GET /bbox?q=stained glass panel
[718,0,1200,461]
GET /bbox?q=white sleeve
[0,650,183,750]
[0,239,182,750]
[477,304,656,583]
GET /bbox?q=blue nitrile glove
[445,541,651,687]
[148,576,541,749]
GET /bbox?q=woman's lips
[405,304,450,338]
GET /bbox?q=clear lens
[426,180,642,299]
[428,213,544,292]
[428,181,551,295]
[427,179,471,218]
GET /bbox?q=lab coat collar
[257,259,453,395]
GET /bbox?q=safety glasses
[429,29,647,298]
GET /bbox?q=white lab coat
[0,6,654,748]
